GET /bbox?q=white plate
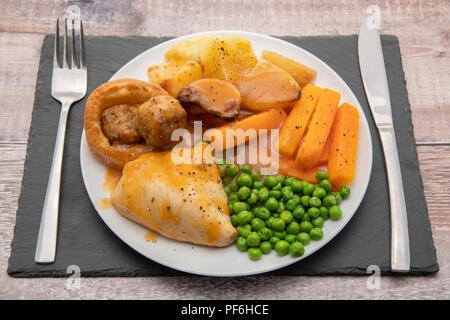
[80,31,372,277]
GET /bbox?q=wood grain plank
[0,143,448,299]
[0,32,43,142]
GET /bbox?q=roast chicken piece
[111,143,237,247]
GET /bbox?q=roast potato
[202,36,258,82]
[261,50,317,87]
[164,35,257,82]
[235,59,301,112]
[164,36,215,64]
[147,59,203,97]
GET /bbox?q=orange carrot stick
[205,109,287,150]
[277,84,323,156]
[328,103,360,188]
[295,88,341,168]
[317,130,332,166]
[276,153,319,183]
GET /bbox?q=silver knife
[358,21,410,272]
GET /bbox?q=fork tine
[63,18,70,68]
[79,20,86,68]
[71,19,78,68]
[53,19,60,68]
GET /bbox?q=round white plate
[80,31,372,277]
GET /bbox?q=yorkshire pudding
[84,79,169,170]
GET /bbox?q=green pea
[285,234,296,244]
[237,173,253,188]
[309,196,322,208]
[272,182,282,191]
[275,240,290,256]
[319,206,329,220]
[236,224,252,237]
[286,221,301,235]
[226,164,240,177]
[312,216,324,228]
[224,186,231,196]
[301,214,311,221]
[232,201,246,214]
[260,241,272,254]
[300,195,310,207]
[300,221,313,233]
[297,232,311,245]
[258,188,270,202]
[237,186,252,200]
[256,207,270,220]
[319,179,332,192]
[299,180,309,190]
[228,193,239,203]
[229,180,239,192]
[271,218,286,232]
[289,241,305,257]
[307,207,320,219]
[292,206,306,220]
[246,232,261,247]
[258,227,272,241]
[247,192,258,205]
[292,194,301,205]
[334,192,342,204]
[273,230,286,239]
[312,187,327,199]
[276,201,286,213]
[230,214,238,227]
[237,210,254,226]
[323,194,337,207]
[265,197,279,211]
[269,236,280,247]
[241,165,251,174]
[302,183,315,196]
[339,186,351,199]
[236,236,248,251]
[310,227,323,240]
[218,166,227,178]
[315,171,329,181]
[291,180,303,193]
[272,213,280,218]
[266,216,275,229]
[285,199,297,211]
[280,211,293,224]
[264,176,278,189]
[276,174,286,185]
[329,205,342,220]
[251,218,266,231]
[251,171,261,181]
[253,180,264,190]
[269,190,282,200]
[281,186,294,201]
[285,177,297,187]
[248,248,262,260]
[223,176,232,186]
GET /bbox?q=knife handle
[378,125,410,272]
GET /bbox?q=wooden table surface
[0,0,449,299]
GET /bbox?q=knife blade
[358,21,410,272]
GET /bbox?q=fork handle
[35,101,71,263]
[378,125,410,272]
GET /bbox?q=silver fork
[35,18,87,263]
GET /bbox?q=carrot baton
[295,88,341,168]
[327,103,360,188]
[205,108,287,151]
[277,84,323,156]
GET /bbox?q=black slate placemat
[8,35,438,277]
